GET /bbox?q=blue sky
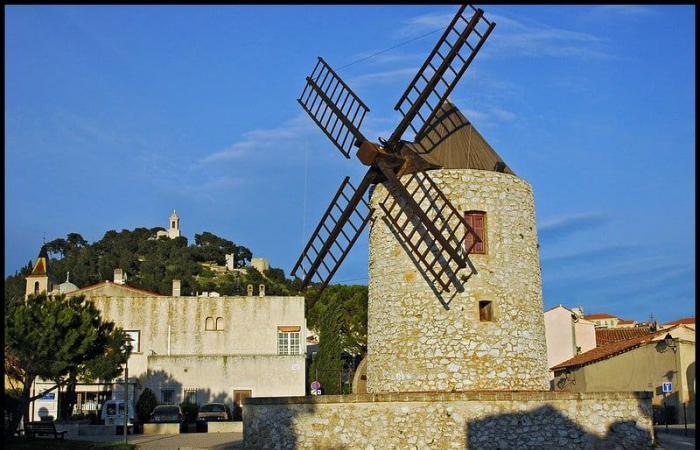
[5,5,695,323]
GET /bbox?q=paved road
[655,424,695,450]
[68,431,243,449]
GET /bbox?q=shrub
[179,400,199,423]
[135,388,158,423]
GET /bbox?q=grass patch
[3,438,133,450]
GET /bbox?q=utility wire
[336,28,443,72]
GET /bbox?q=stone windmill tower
[291,4,549,393]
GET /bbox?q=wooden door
[233,390,252,421]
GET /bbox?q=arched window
[34,281,40,295]
[205,317,214,331]
[216,317,224,331]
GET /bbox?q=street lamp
[122,337,133,443]
[662,333,678,353]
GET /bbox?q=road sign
[311,380,321,391]
[662,382,672,393]
[311,389,321,396]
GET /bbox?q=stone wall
[243,391,653,449]
[367,169,549,392]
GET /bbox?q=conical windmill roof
[410,101,514,175]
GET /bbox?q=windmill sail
[375,164,480,291]
[387,5,495,148]
[291,169,378,292]
[298,57,370,158]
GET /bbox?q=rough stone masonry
[367,169,550,392]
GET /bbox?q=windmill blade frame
[374,159,472,270]
[386,5,495,149]
[298,57,370,158]
[378,169,481,292]
[291,169,379,292]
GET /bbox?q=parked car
[150,405,184,424]
[197,403,230,423]
[195,403,230,432]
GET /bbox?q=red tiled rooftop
[665,317,695,326]
[595,326,654,347]
[617,319,636,324]
[553,327,676,371]
[584,313,618,320]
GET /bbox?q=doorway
[232,390,252,421]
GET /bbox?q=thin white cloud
[483,13,611,60]
[348,67,418,87]
[395,8,612,61]
[200,114,316,165]
[585,5,653,20]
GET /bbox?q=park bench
[24,421,67,439]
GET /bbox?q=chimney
[114,269,125,285]
[247,284,254,296]
[172,279,181,297]
[259,284,266,297]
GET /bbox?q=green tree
[135,388,158,424]
[4,293,128,434]
[307,285,368,358]
[309,300,344,395]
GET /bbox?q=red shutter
[465,212,486,254]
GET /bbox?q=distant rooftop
[584,313,618,320]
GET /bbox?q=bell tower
[168,210,181,239]
[25,246,52,300]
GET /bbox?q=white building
[28,256,306,422]
[543,305,596,381]
[156,210,182,239]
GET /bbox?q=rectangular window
[479,301,493,322]
[277,326,301,355]
[125,330,141,353]
[161,388,175,405]
[184,388,198,405]
[465,211,487,254]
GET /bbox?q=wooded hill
[4,228,300,301]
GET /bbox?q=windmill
[291,4,496,295]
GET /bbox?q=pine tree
[309,300,344,394]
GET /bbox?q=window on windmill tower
[479,301,494,322]
[465,211,487,254]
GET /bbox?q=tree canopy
[5,293,128,433]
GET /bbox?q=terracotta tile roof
[617,319,636,324]
[584,313,618,320]
[665,317,695,326]
[595,326,654,346]
[553,327,673,371]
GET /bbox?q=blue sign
[41,392,55,400]
[662,382,672,393]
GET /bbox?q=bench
[24,421,67,439]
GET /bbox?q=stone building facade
[27,267,306,421]
[367,169,550,392]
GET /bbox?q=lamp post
[122,337,133,443]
